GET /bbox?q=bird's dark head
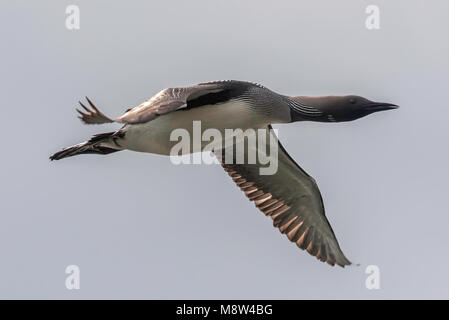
[289,95,398,122]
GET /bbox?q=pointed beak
[363,102,399,113]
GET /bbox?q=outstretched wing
[214,125,351,267]
[116,82,232,124]
[76,81,252,125]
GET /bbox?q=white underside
[116,100,272,155]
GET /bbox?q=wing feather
[215,126,351,267]
[116,83,230,124]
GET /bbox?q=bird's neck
[287,96,329,122]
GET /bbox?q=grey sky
[1,0,448,299]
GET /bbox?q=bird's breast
[120,99,271,155]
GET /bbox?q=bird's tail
[50,131,124,161]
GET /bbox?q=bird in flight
[50,80,398,267]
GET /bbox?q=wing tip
[218,154,353,269]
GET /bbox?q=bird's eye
[349,98,356,104]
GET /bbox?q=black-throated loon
[50,80,398,267]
